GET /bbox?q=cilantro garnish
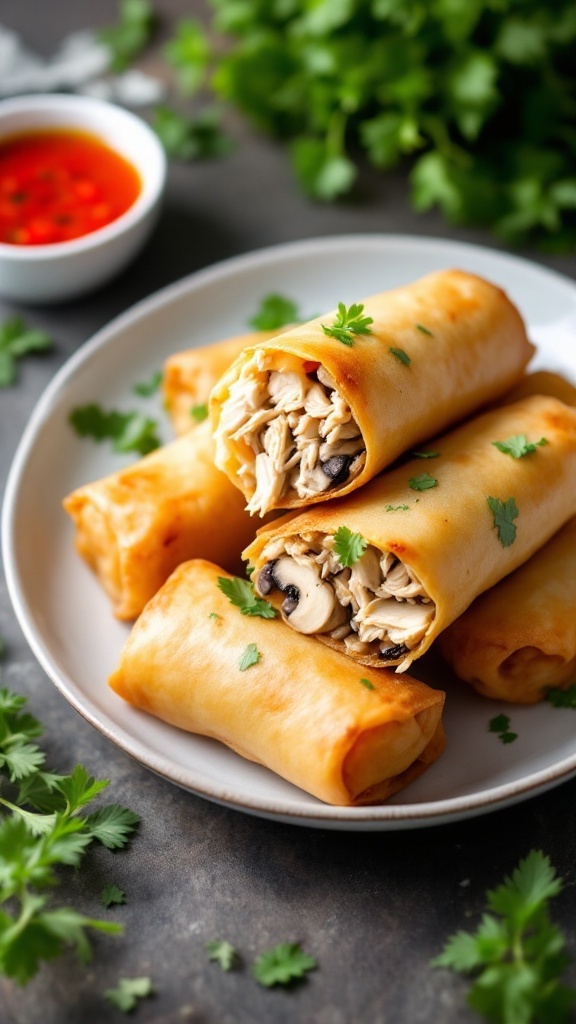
[153,105,232,161]
[190,403,208,423]
[409,473,438,491]
[492,435,549,459]
[164,17,210,95]
[69,404,161,456]
[253,942,317,988]
[384,504,410,512]
[321,303,373,347]
[489,713,517,744]
[133,371,162,397]
[206,940,240,972]
[333,526,368,567]
[208,611,220,620]
[487,496,519,548]
[105,977,154,1012]
[433,851,575,1020]
[0,317,52,387]
[101,884,127,909]
[239,643,261,671]
[359,677,375,691]
[410,450,440,459]
[99,0,154,72]
[545,684,576,708]
[389,346,411,366]
[248,293,300,331]
[217,577,276,618]
[416,324,433,336]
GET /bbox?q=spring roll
[63,421,258,620]
[244,395,576,672]
[163,329,287,436]
[211,270,534,516]
[109,559,446,806]
[439,516,576,703]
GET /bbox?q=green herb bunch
[164,0,576,247]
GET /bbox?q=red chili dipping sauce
[0,129,142,246]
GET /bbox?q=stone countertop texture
[0,2,575,1022]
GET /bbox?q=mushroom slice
[268,556,347,634]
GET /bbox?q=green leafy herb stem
[321,303,373,347]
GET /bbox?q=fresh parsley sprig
[153,105,232,162]
[248,293,301,331]
[253,942,317,988]
[492,435,548,459]
[488,496,519,548]
[69,404,161,456]
[0,317,53,387]
[99,0,154,72]
[321,303,373,347]
[217,577,276,619]
[333,526,367,568]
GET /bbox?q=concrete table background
[0,3,575,1022]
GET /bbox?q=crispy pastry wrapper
[164,329,287,436]
[439,516,576,704]
[109,559,446,806]
[211,270,534,512]
[63,421,258,620]
[244,395,576,671]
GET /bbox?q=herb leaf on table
[253,942,317,987]
[0,318,52,388]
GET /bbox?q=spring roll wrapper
[63,421,258,620]
[163,329,285,436]
[244,395,576,671]
[109,560,446,806]
[211,270,534,509]
[439,516,576,704]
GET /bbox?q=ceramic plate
[4,234,576,830]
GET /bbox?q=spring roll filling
[255,532,435,667]
[215,352,366,515]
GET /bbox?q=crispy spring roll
[109,559,446,806]
[244,395,576,672]
[439,516,576,704]
[63,421,258,620]
[211,270,533,516]
[163,329,287,436]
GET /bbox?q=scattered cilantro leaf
[492,435,548,459]
[359,677,375,691]
[133,371,162,397]
[217,576,276,619]
[248,294,300,331]
[99,0,154,72]
[489,713,518,744]
[0,317,52,387]
[239,643,261,671]
[208,611,221,621]
[433,850,575,1022]
[384,504,410,512]
[409,473,438,492]
[190,403,208,423]
[487,496,519,548]
[321,303,373,347]
[69,404,161,456]
[164,18,210,95]
[333,526,368,568]
[206,939,240,972]
[153,105,232,162]
[101,884,126,909]
[390,346,411,366]
[105,977,154,1012]
[416,324,434,336]
[253,942,317,988]
[545,684,576,709]
[411,450,440,459]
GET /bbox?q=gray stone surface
[1,3,576,1023]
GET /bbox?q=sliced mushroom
[269,556,348,634]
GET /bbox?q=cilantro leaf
[487,496,519,548]
[164,18,210,95]
[253,942,317,987]
[190,403,208,423]
[359,677,375,691]
[409,473,438,491]
[389,346,411,366]
[69,404,161,456]
[248,294,300,331]
[101,884,126,909]
[0,317,52,387]
[206,939,240,971]
[239,643,261,671]
[133,371,162,397]
[492,435,548,459]
[82,805,140,850]
[99,0,154,72]
[321,302,373,347]
[217,576,276,618]
[333,526,368,568]
[545,684,576,708]
[153,105,232,162]
[489,714,518,744]
[105,977,154,1012]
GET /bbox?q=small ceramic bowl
[0,93,166,304]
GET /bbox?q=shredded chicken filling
[256,532,435,666]
[216,352,365,515]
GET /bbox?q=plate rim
[4,231,576,830]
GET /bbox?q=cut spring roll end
[109,559,446,806]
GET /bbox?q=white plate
[4,234,576,830]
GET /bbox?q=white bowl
[0,94,167,304]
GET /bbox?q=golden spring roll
[244,395,576,672]
[211,270,534,516]
[63,421,258,620]
[109,559,446,806]
[439,516,576,704]
[163,329,288,436]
